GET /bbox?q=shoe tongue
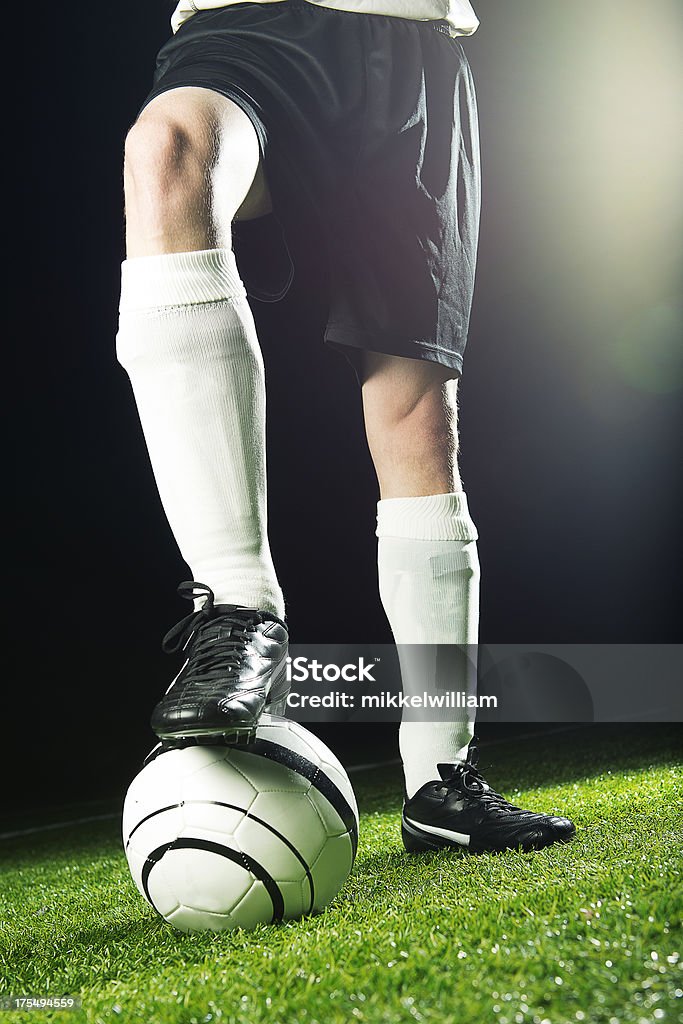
[213,604,262,624]
[437,762,463,781]
[436,761,489,792]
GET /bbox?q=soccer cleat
[150,581,289,744]
[402,742,576,854]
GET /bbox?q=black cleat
[150,581,289,744]
[402,742,576,855]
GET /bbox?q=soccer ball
[122,716,359,932]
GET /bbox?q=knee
[123,110,214,213]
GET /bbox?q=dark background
[14,2,682,810]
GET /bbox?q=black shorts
[139,0,481,379]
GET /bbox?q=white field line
[0,813,121,840]
[0,725,585,840]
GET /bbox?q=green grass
[1,726,681,1024]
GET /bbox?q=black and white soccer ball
[122,716,359,932]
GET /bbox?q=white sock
[376,491,480,798]
[116,247,285,618]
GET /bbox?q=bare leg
[359,350,461,499]
[360,351,478,797]
[124,86,272,257]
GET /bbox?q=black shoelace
[161,581,280,687]
[437,743,520,813]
